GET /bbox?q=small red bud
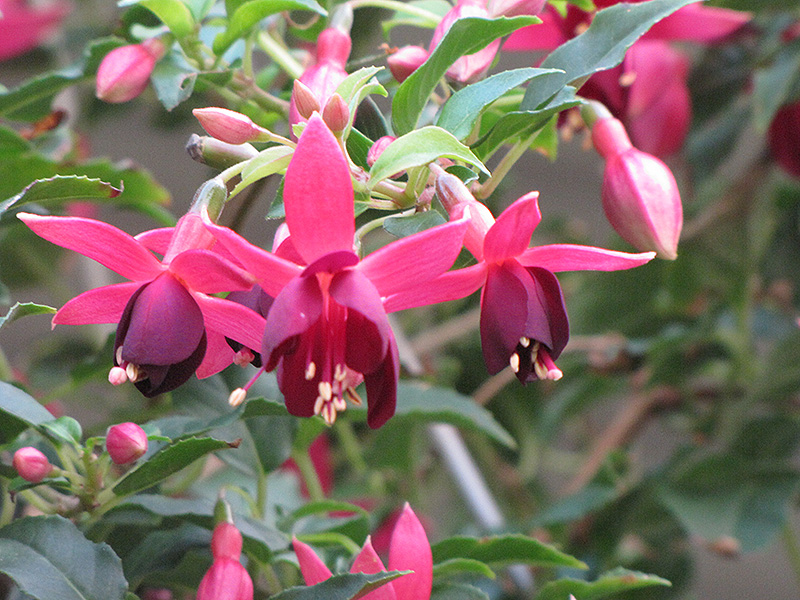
[95,39,165,103]
[367,136,395,167]
[322,93,350,133]
[193,107,267,145]
[106,422,148,464]
[13,447,53,483]
[292,80,321,121]
[387,45,429,83]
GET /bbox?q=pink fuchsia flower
[293,503,432,599]
[385,173,655,382]
[590,112,683,260]
[768,102,800,179]
[193,107,270,146]
[197,522,253,600]
[106,422,148,464]
[0,0,71,61]
[204,115,468,428]
[17,208,265,397]
[95,39,166,103]
[13,446,53,483]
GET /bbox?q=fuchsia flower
[293,503,432,600]
[204,115,468,428]
[385,173,654,382]
[504,0,750,156]
[197,522,254,600]
[17,208,265,397]
[0,0,71,61]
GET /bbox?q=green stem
[476,130,538,200]
[0,345,12,382]
[257,31,304,79]
[354,208,415,248]
[291,447,325,502]
[255,470,268,520]
[335,422,367,475]
[19,489,55,514]
[371,180,407,204]
[0,480,15,527]
[782,522,800,594]
[347,0,440,26]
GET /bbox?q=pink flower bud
[322,93,350,133]
[487,0,546,17]
[106,422,148,464]
[211,522,244,561]
[435,172,496,261]
[593,118,682,260]
[387,45,429,83]
[96,39,165,103]
[196,559,253,600]
[292,80,322,122]
[193,107,267,145]
[768,102,800,179]
[367,136,395,167]
[13,447,53,483]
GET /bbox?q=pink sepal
[292,538,333,586]
[382,263,487,313]
[519,244,656,271]
[53,282,142,326]
[388,504,432,600]
[482,192,541,263]
[194,294,266,353]
[196,332,235,379]
[169,249,254,293]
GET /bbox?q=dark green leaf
[752,37,800,131]
[38,416,83,445]
[369,127,487,187]
[437,68,563,140]
[149,54,199,111]
[0,515,128,600]
[0,381,54,445]
[289,500,370,522]
[113,436,238,496]
[431,558,495,580]
[431,582,491,600]
[383,210,446,238]
[531,482,620,527]
[123,522,209,588]
[534,567,671,600]
[431,534,585,569]
[119,0,196,38]
[1,175,122,214]
[392,15,539,136]
[271,571,407,600]
[0,302,56,330]
[213,0,327,55]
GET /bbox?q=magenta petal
[363,336,399,430]
[480,262,529,375]
[203,217,302,297]
[646,4,750,43]
[483,192,541,263]
[197,331,235,378]
[134,227,173,255]
[518,244,655,272]
[284,114,355,264]
[18,213,163,281]
[382,263,487,313]
[354,538,398,600]
[277,332,321,418]
[53,282,142,326]
[388,504,432,600]
[358,217,468,297]
[292,538,333,586]
[523,266,569,359]
[169,249,254,293]
[194,293,267,354]
[262,275,323,368]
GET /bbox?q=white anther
[318,381,332,401]
[519,336,530,348]
[333,396,347,412]
[228,388,247,407]
[334,363,346,381]
[305,361,316,380]
[314,395,326,416]
[125,363,141,382]
[509,353,520,373]
[108,366,128,386]
[116,346,125,364]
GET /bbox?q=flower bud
[435,172,496,261]
[322,93,350,133]
[186,134,259,170]
[292,80,321,121]
[96,39,165,103]
[211,522,244,561]
[193,107,268,145]
[106,422,148,464]
[198,522,253,600]
[367,136,395,167]
[592,118,682,260]
[387,45,429,83]
[13,447,53,483]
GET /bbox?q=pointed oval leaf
[0,302,57,330]
[213,0,327,55]
[0,515,128,600]
[392,15,538,136]
[369,127,487,188]
[534,568,671,600]
[270,571,408,600]
[230,146,294,199]
[119,0,196,38]
[431,534,585,569]
[0,381,55,445]
[2,175,122,214]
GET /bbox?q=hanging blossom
[203,114,469,428]
[18,199,266,397]
[504,0,751,156]
[293,503,432,600]
[385,172,655,382]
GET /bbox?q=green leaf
[534,0,698,92]
[437,68,564,141]
[431,558,495,580]
[431,534,585,569]
[39,416,83,445]
[1,175,122,214]
[752,38,800,132]
[383,210,446,238]
[531,482,619,527]
[368,127,487,187]
[431,582,490,600]
[0,302,56,330]
[0,381,54,445]
[534,567,671,600]
[149,54,199,111]
[213,0,327,55]
[392,15,539,136]
[120,0,196,38]
[229,146,293,198]
[289,500,370,522]
[0,515,128,600]
[271,571,407,600]
[113,436,238,496]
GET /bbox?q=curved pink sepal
[53,282,142,326]
[194,293,266,352]
[18,213,163,281]
[196,331,235,378]
[483,192,541,263]
[519,244,655,272]
[356,538,398,600]
[646,4,750,43]
[388,504,432,600]
[382,263,487,313]
[284,114,355,264]
[292,538,333,586]
[169,249,254,293]
[134,227,173,255]
[358,216,468,297]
